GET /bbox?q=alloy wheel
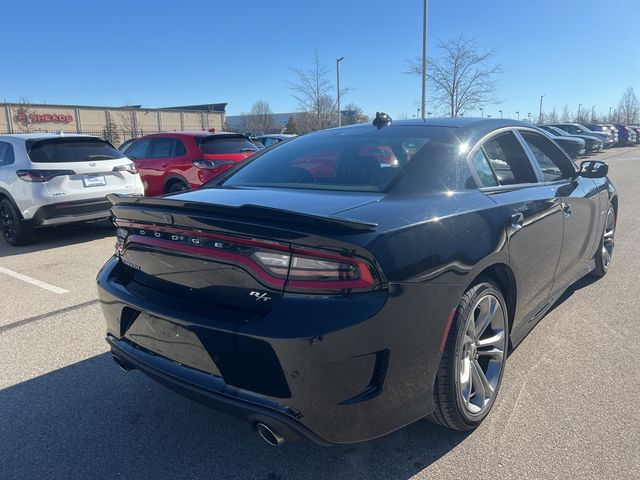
[601,208,615,271]
[457,294,507,416]
[0,202,16,243]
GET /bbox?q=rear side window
[28,137,124,163]
[481,132,537,185]
[148,138,175,158]
[0,142,15,166]
[520,131,576,182]
[199,136,258,154]
[124,139,151,160]
[469,149,498,187]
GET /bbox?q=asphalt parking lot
[1,147,639,480]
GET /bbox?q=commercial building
[0,101,227,145]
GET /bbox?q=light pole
[527,112,532,123]
[516,111,520,120]
[577,103,582,122]
[336,57,344,126]
[421,0,428,120]
[499,109,503,118]
[591,105,595,122]
[609,106,613,120]
[427,111,432,118]
[480,107,484,118]
[539,95,545,124]
[416,107,420,119]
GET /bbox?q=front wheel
[429,279,509,430]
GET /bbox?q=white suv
[0,133,144,246]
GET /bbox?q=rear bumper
[27,196,139,227]
[97,256,461,444]
[108,335,331,445]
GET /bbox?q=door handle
[511,213,524,230]
[561,202,572,217]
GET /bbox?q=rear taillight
[113,163,139,174]
[115,221,381,294]
[16,169,75,182]
[253,248,378,293]
[193,159,236,169]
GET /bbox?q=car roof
[328,117,538,145]
[0,133,96,141]
[256,134,295,139]
[139,131,247,139]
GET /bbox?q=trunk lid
[110,190,382,321]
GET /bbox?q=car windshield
[199,135,258,154]
[221,126,441,192]
[27,137,124,163]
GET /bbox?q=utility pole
[336,57,344,127]
[539,95,545,124]
[421,0,428,120]
[577,103,582,122]
[609,106,613,121]
[591,105,595,122]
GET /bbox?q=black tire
[166,180,189,193]
[0,199,32,246]
[429,278,509,430]
[591,202,615,278]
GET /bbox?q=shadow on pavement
[0,220,114,258]
[547,274,600,315]
[0,353,469,480]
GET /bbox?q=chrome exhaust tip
[256,422,286,447]
[112,354,133,371]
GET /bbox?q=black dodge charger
[97,117,617,446]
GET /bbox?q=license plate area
[124,312,220,375]
[83,175,106,187]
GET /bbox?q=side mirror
[580,160,608,178]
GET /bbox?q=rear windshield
[27,137,124,163]
[221,126,441,192]
[199,135,258,155]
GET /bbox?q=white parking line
[0,266,69,295]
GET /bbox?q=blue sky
[2,0,639,120]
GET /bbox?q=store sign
[16,111,73,123]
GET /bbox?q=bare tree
[405,35,502,117]
[341,103,367,125]
[240,100,275,133]
[104,110,121,146]
[199,111,209,131]
[617,87,640,124]
[118,108,139,139]
[545,107,559,124]
[288,51,339,130]
[14,97,35,133]
[561,104,571,122]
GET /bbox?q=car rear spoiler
[107,194,378,233]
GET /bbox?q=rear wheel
[0,199,32,246]
[591,203,615,277]
[429,279,508,430]
[166,180,189,193]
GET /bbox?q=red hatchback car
[122,132,258,196]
